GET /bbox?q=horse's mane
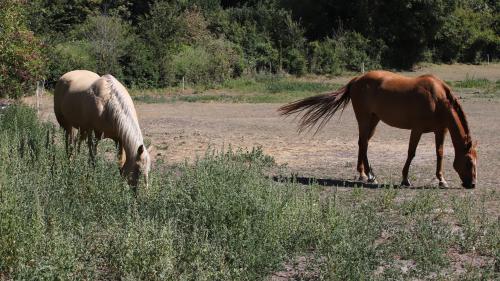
[102,75,143,154]
[444,84,472,142]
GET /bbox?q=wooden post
[36,81,44,114]
[487,54,490,65]
[182,76,185,91]
[361,62,365,74]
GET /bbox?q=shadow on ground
[272,175,459,190]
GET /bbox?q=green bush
[45,41,97,83]
[309,32,383,75]
[0,1,45,98]
[434,7,499,63]
[121,39,160,89]
[169,39,240,86]
[336,31,384,72]
[284,48,307,75]
[309,39,343,75]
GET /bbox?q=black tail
[278,80,353,133]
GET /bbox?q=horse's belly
[378,113,413,129]
[375,106,437,131]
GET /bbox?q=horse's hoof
[438,180,449,188]
[400,179,411,187]
[368,178,378,184]
[358,175,369,182]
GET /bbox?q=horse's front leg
[64,130,71,156]
[77,130,86,154]
[116,141,126,170]
[65,128,77,157]
[434,128,449,188]
[401,130,422,186]
[356,116,379,182]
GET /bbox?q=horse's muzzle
[462,180,476,189]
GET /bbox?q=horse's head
[126,144,152,188]
[453,139,477,188]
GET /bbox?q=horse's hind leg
[87,132,99,164]
[77,130,86,154]
[64,127,76,157]
[434,128,448,188]
[401,129,423,186]
[356,114,380,182]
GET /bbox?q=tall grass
[0,106,498,280]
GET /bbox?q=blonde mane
[101,74,144,156]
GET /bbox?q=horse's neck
[105,76,144,163]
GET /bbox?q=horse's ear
[473,140,478,149]
[137,145,145,160]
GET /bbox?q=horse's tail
[279,78,356,133]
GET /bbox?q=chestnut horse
[279,71,477,188]
[54,70,152,188]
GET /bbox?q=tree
[75,15,132,77]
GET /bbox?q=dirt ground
[28,64,499,200]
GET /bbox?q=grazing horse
[279,71,477,188]
[54,70,152,188]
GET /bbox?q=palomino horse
[279,71,477,188]
[54,70,152,188]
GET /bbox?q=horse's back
[54,70,100,130]
[350,71,449,131]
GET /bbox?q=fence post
[487,54,490,65]
[361,62,365,74]
[36,80,44,114]
[182,76,185,91]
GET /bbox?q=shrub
[434,7,499,63]
[168,39,240,86]
[309,31,383,75]
[45,41,97,83]
[121,39,160,89]
[309,39,344,75]
[284,48,307,75]
[336,31,384,72]
[0,1,45,98]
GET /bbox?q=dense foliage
[0,0,498,96]
[0,1,45,98]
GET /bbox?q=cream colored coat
[54,70,151,188]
